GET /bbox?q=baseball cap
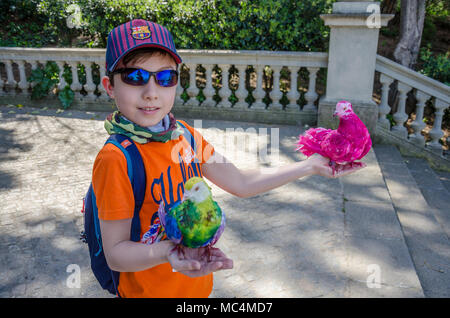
[105,19,182,73]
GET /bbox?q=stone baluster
[56,61,67,92]
[427,98,448,154]
[69,62,83,99]
[4,60,16,92]
[16,60,29,95]
[175,77,184,106]
[286,66,300,111]
[0,63,4,96]
[202,64,215,107]
[29,61,39,89]
[83,61,97,100]
[378,73,394,129]
[269,65,283,109]
[186,64,199,107]
[98,62,110,101]
[38,60,47,88]
[409,90,430,147]
[234,64,248,108]
[252,64,266,109]
[217,64,232,108]
[392,82,412,138]
[303,67,319,112]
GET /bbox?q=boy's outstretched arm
[202,151,366,198]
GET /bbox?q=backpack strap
[177,120,198,164]
[104,134,145,242]
[102,123,195,242]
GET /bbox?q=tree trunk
[393,0,426,70]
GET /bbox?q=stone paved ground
[0,105,424,297]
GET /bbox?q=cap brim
[108,43,182,72]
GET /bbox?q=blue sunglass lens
[156,70,178,87]
[121,69,178,87]
[125,69,150,85]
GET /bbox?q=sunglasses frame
[111,68,179,87]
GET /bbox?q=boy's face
[102,53,177,128]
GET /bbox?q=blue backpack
[80,121,196,296]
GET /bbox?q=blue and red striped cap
[105,19,182,73]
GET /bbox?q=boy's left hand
[168,246,233,278]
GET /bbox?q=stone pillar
[318,1,394,136]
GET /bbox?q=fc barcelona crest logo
[131,25,151,40]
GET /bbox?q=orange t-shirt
[92,120,215,298]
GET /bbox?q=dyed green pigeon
[158,177,226,254]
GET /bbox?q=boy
[94,19,366,298]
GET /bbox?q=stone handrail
[375,54,450,157]
[0,47,328,118]
[176,49,327,111]
[0,47,106,101]
[1,46,448,161]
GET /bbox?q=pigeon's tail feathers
[157,201,167,229]
[208,210,226,247]
[296,128,332,157]
[157,201,182,244]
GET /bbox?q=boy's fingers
[219,258,233,269]
[173,259,201,272]
[208,257,234,270]
[203,261,223,273]
[208,253,233,264]
[334,162,367,177]
[209,247,227,258]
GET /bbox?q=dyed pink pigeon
[296,101,372,175]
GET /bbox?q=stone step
[338,147,424,297]
[403,156,450,239]
[374,144,450,298]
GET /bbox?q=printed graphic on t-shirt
[141,142,202,245]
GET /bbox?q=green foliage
[386,114,396,127]
[28,62,59,100]
[426,0,450,19]
[27,62,75,109]
[58,85,75,108]
[421,15,437,43]
[419,45,450,85]
[2,0,333,52]
[0,0,59,47]
[4,0,333,109]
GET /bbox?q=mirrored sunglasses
[112,68,178,87]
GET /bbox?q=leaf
[58,86,75,109]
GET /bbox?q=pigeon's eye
[194,186,199,191]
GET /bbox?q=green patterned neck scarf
[104,111,184,144]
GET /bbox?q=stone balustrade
[0,48,107,100]
[0,47,328,126]
[0,46,449,164]
[375,55,450,157]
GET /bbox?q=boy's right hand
[167,246,233,278]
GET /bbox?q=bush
[1,0,333,52]
[0,0,57,47]
[419,45,450,85]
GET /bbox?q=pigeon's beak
[333,111,338,117]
